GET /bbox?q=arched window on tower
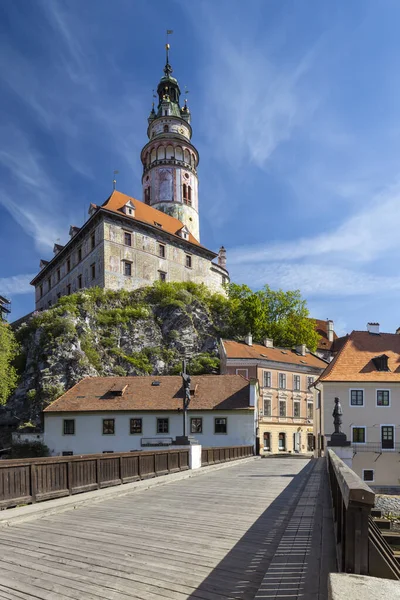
[144,187,151,205]
[183,184,192,206]
[163,124,169,133]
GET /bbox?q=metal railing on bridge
[327,449,400,579]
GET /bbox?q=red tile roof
[101,190,203,247]
[44,375,252,413]
[319,330,400,382]
[221,339,327,370]
[311,319,337,351]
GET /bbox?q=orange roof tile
[222,340,327,370]
[319,330,400,382]
[44,375,252,413]
[101,190,203,248]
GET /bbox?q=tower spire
[164,30,173,77]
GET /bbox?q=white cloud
[0,274,35,296]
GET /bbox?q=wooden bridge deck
[0,457,336,600]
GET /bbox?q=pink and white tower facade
[140,44,200,241]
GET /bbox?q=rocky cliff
[4,282,227,427]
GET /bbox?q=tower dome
[140,43,200,241]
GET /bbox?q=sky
[1,0,400,336]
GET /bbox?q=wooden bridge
[0,456,336,600]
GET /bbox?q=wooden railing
[0,449,189,509]
[327,449,400,579]
[201,445,254,466]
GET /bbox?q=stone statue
[182,371,191,410]
[332,397,343,434]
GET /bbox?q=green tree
[0,322,19,405]
[227,284,319,351]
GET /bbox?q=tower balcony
[142,159,197,178]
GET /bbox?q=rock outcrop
[4,283,226,426]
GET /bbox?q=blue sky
[1,0,400,336]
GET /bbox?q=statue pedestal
[328,433,351,447]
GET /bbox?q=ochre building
[31,45,229,310]
[220,335,328,455]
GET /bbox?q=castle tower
[140,43,200,241]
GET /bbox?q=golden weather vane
[166,29,173,62]
[113,170,119,191]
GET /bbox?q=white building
[314,323,400,491]
[44,375,258,456]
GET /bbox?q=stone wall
[103,217,227,294]
[35,222,104,311]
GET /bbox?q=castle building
[31,45,229,310]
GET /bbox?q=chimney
[218,246,227,269]
[367,322,380,334]
[296,344,307,356]
[245,332,252,346]
[264,338,273,348]
[327,319,334,343]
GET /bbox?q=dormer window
[373,354,390,372]
[180,226,190,240]
[123,200,135,216]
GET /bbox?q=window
[263,432,271,450]
[159,244,166,258]
[278,373,286,389]
[157,418,169,434]
[381,425,394,449]
[236,368,248,378]
[63,419,75,435]
[163,124,169,132]
[91,233,95,249]
[279,400,286,418]
[103,419,115,435]
[363,469,374,482]
[67,284,71,295]
[144,187,151,205]
[293,375,301,391]
[352,426,366,443]
[77,247,82,262]
[57,268,61,282]
[185,255,192,268]
[278,432,286,451]
[130,418,142,434]
[215,418,227,434]
[77,274,82,289]
[91,263,96,280]
[47,277,51,291]
[124,261,132,276]
[48,300,52,308]
[67,258,71,273]
[307,402,314,420]
[39,284,43,298]
[62,451,73,456]
[159,271,166,282]
[263,371,271,388]
[57,292,61,300]
[307,433,314,452]
[377,390,390,407]
[350,389,364,406]
[293,401,300,418]
[263,398,271,417]
[307,376,314,389]
[124,232,132,246]
[190,418,203,434]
